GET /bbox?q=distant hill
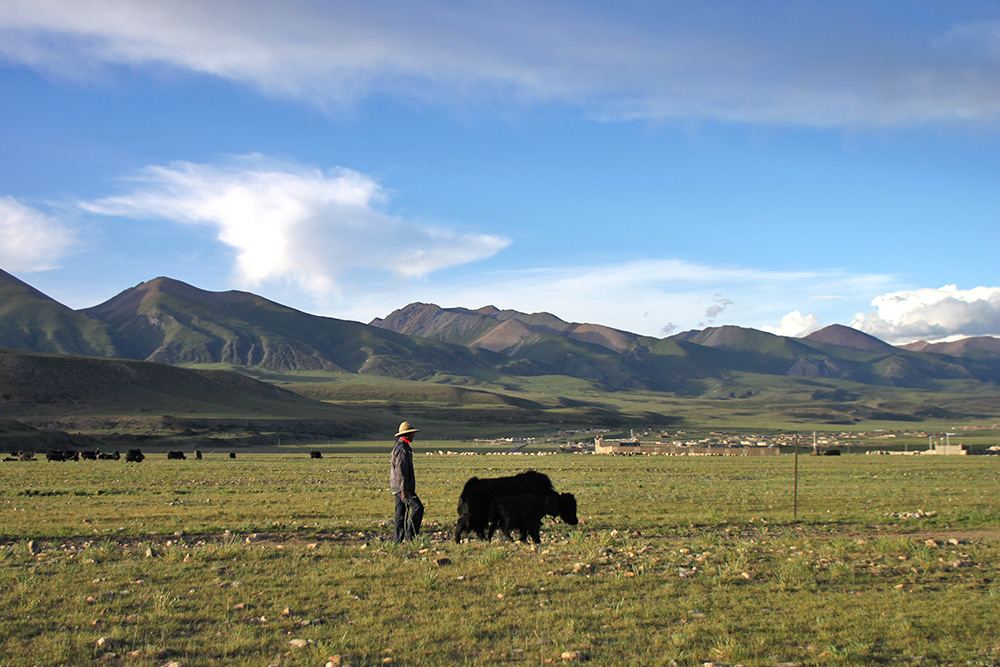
[371,302,682,389]
[0,348,376,445]
[371,302,639,354]
[0,347,349,417]
[2,270,1000,402]
[804,324,893,352]
[81,277,498,379]
[900,336,1000,359]
[376,305,1000,391]
[669,323,1000,388]
[0,268,122,357]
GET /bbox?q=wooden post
[793,448,799,520]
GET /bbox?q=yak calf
[487,494,566,543]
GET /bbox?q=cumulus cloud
[82,155,510,295]
[763,310,822,338]
[851,285,1000,344]
[1,1,998,126]
[0,196,79,272]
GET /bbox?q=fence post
[793,448,799,520]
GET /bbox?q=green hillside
[82,277,499,379]
[0,349,381,449]
[2,270,1000,439]
[0,269,121,357]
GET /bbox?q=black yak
[455,470,578,543]
[125,449,145,463]
[166,451,186,460]
[487,493,575,544]
[310,451,323,459]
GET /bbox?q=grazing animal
[46,450,67,462]
[455,470,578,543]
[229,452,236,459]
[98,450,121,460]
[80,450,99,460]
[166,450,186,460]
[310,451,323,459]
[195,450,203,459]
[125,449,145,463]
[487,493,566,543]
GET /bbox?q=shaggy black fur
[487,493,561,543]
[126,449,145,463]
[455,470,578,543]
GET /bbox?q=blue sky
[1,1,998,344]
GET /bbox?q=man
[389,420,424,542]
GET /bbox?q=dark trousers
[393,492,424,542]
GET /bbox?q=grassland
[2,452,999,666]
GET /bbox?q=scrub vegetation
[2,452,999,666]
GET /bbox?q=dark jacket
[389,436,415,495]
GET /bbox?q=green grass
[2,454,1000,666]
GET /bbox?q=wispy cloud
[851,285,1000,344]
[0,196,79,272]
[2,1,998,127]
[82,155,510,295]
[330,258,898,337]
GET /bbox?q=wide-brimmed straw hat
[395,421,419,438]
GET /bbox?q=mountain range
[370,302,1000,391]
[3,268,1000,403]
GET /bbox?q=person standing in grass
[389,421,424,542]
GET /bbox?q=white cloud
[851,285,1000,344]
[82,155,510,295]
[763,310,822,338]
[0,196,79,272]
[1,1,998,126]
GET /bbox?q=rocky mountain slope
[371,302,639,354]
[80,276,501,379]
[373,302,1000,391]
[2,269,1000,394]
[900,336,1000,363]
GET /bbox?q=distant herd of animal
[4,448,235,462]
[3,450,579,544]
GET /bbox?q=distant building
[594,437,779,456]
[926,443,970,456]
